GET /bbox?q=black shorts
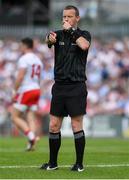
[50,82,87,117]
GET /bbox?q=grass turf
[0,137,129,179]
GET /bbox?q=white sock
[27,131,35,141]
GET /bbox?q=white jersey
[17,52,43,93]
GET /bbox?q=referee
[40,5,91,172]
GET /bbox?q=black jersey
[49,28,91,83]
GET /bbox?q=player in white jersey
[11,38,43,151]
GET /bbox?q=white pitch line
[0,164,129,169]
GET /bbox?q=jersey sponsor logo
[59,41,65,45]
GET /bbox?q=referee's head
[63,5,80,28]
[63,5,79,17]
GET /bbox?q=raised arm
[63,21,90,51]
[75,36,90,51]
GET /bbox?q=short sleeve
[18,57,27,69]
[82,31,91,44]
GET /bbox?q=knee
[49,120,61,133]
[11,110,16,122]
[11,109,19,123]
[71,119,83,132]
[11,113,17,124]
[71,122,79,132]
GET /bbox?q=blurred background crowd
[0,0,129,137]
[1,37,129,136]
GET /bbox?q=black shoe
[26,136,40,151]
[40,163,58,170]
[26,140,35,151]
[71,164,84,172]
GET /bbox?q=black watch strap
[68,27,82,41]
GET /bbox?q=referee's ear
[76,15,80,23]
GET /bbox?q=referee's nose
[64,17,69,22]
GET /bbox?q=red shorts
[13,89,40,111]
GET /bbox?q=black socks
[48,130,85,166]
[74,130,85,165]
[49,132,61,165]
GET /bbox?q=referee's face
[63,9,80,28]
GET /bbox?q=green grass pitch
[0,137,129,179]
